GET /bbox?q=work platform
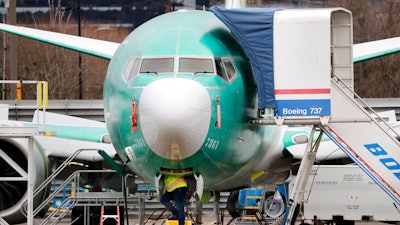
[38,169,144,225]
[0,126,41,225]
[0,81,50,225]
[0,85,142,225]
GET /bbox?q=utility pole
[6,0,16,100]
[2,14,6,100]
[77,0,82,99]
[164,0,171,12]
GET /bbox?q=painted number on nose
[364,143,400,180]
[205,138,219,150]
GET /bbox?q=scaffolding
[0,80,48,225]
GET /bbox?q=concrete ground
[27,212,224,225]
[23,213,391,225]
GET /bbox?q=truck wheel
[263,191,286,218]
[226,191,242,218]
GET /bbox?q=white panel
[0,104,9,120]
[301,165,400,221]
[331,9,353,90]
[274,9,331,90]
[325,79,400,206]
[273,9,333,117]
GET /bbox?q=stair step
[241,216,257,221]
[243,206,259,210]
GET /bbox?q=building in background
[0,0,211,28]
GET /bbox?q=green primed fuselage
[104,10,291,191]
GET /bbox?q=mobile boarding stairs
[257,74,400,224]
[210,7,400,225]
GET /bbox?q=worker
[160,174,188,225]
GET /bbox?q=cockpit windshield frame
[215,57,237,82]
[140,57,174,74]
[122,56,237,83]
[178,57,215,75]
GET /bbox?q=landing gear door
[155,174,163,197]
[195,175,204,200]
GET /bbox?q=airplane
[0,4,400,224]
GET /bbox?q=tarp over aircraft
[210,6,282,109]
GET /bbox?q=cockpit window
[179,58,214,74]
[223,58,236,80]
[140,58,174,74]
[215,57,236,81]
[125,57,237,82]
[215,58,226,79]
[123,57,141,82]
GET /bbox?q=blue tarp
[210,6,282,109]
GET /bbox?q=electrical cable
[123,163,130,225]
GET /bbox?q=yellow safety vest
[165,175,187,192]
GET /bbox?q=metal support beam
[138,193,145,225]
[213,191,221,225]
[27,137,34,225]
[0,122,41,225]
[0,149,28,178]
[0,217,9,225]
[285,125,323,225]
[0,134,39,225]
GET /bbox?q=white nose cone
[139,78,211,159]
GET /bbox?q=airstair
[267,7,400,212]
[261,75,400,225]
[323,75,400,204]
[210,6,400,225]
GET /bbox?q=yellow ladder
[240,187,267,224]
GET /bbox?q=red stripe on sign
[275,88,331,94]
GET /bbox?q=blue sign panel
[275,99,331,116]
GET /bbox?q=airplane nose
[139,78,211,160]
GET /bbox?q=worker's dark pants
[160,187,187,225]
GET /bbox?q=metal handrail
[33,169,116,216]
[36,169,129,225]
[33,149,100,197]
[331,74,400,143]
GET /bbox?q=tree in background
[1,0,130,99]
[0,0,399,99]
[262,0,400,98]
[324,0,400,98]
